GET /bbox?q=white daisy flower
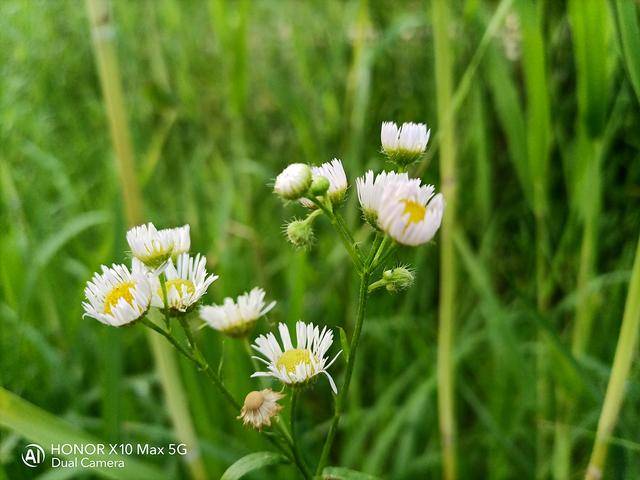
[378,180,445,246]
[237,389,285,430]
[167,224,190,258]
[356,170,421,227]
[127,223,192,270]
[381,121,431,165]
[200,287,276,337]
[300,158,348,207]
[274,163,313,200]
[251,321,341,394]
[126,223,175,270]
[82,261,152,327]
[151,253,218,313]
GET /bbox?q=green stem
[305,195,363,270]
[585,233,640,479]
[315,269,371,475]
[288,389,311,479]
[141,317,197,364]
[142,316,307,472]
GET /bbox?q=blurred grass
[1,0,640,479]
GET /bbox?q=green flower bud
[383,267,415,292]
[286,218,315,249]
[309,176,330,196]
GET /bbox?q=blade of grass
[432,0,457,478]
[584,231,640,479]
[615,0,640,103]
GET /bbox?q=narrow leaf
[220,452,289,480]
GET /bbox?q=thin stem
[142,315,308,472]
[316,269,371,475]
[305,195,363,270]
[141,317,197,364]
[585,233,640,479]
[288,389,311,479]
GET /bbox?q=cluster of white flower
[83,223,340,429]
[274,121,444,247]
[81,120,442,434]
[83,224,216,326]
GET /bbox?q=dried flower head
[237,389,285,430]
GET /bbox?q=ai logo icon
[22,444,45,467]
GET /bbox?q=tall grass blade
[615,0,640,102]
[585,232,640,479]
[432,0,458,478]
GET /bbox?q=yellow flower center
[402,200,426,224]
[276,349,314,374]
[162,279,195,297]
[104,282,135,314]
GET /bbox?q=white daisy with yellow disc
[82,261,151,327]
[356,170,421,228]
[251,321,341,393]
[378,179,444,246]
[151,253,218,313]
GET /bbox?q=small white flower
[381,121,431,165]
[378,180,444,246]
[274,163,313,200]
[237,389,285,430]
[127,222,191,270]
[300,158,348,207]
[151,253,218,313]
[167,224,190,257]
[83,261,151,327]
[200,287,276,337]
[251,321,341,393]
[356,170,421,227]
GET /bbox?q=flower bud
[381,121,430,167]
[274,163,312,200]
[382,267,415,292]
[309,176,330,196]
[286,218,315,249]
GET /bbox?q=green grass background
[1,0,640,478]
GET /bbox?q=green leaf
[338,326,350,362]
[0,387,166,480]
[322,466,382,480]
[616,0,640,103]
[220,452,289,480]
